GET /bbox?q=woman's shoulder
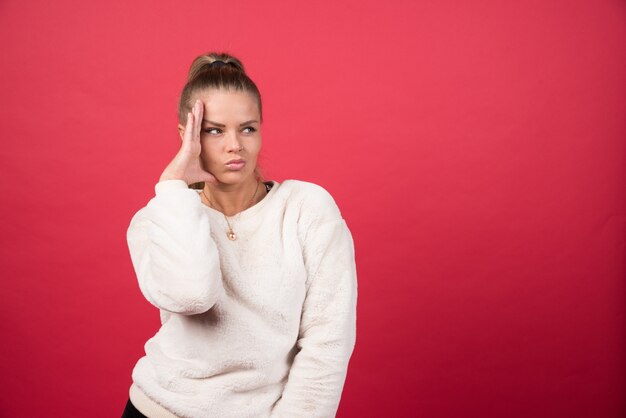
[275,179,342,221]
[277,179,329,194]
[276,179,336,203]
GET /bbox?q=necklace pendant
[227,230,237,241]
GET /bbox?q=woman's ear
[177,124,185,141]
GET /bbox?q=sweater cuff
[154,179,189,195]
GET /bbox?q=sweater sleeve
[272,195,358,417]
[126,179,224,315]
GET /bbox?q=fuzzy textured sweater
[126,179,357,418]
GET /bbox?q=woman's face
[184,88,262,186]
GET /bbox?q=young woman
[121,52,358,418]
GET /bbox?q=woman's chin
[213,169,256,186]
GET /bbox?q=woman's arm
[127,179,224,315]
[127,99,223,315]
[272,193,358,417]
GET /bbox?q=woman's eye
[203,127,222,135]
[242,127,257,134]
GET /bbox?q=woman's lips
[225,159,245,171]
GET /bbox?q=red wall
[1,0,624,417]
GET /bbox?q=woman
[121,52,358,418]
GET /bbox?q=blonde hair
[178,52,262,124]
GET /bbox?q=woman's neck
[201,177,265,216]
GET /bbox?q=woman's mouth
[225,159,246,171]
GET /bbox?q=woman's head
[178,52,262,124]
[178,52,263,189]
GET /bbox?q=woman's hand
[159,99,216,185]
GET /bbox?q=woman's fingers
[182,100,203,146]
[183,111,194,144]
[193,100,203,141]
[159,100,215,185]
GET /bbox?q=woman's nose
[226,133,243,152]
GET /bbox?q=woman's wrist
[159,170,187,184]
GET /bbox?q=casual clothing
[126,179,357,418]
[127,382,179,417]
[121,397,147,418]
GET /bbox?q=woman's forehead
[193,89,260,121]
[192,88,256,104]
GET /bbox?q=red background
[1,0,625,417]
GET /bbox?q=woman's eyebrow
[202,120,259,127]
[202,120,225,127]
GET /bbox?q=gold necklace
[202,181,261,241]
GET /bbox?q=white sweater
[126,179,357,418]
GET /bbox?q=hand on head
[159,99,216,185]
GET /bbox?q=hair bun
[188,52,245,82]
